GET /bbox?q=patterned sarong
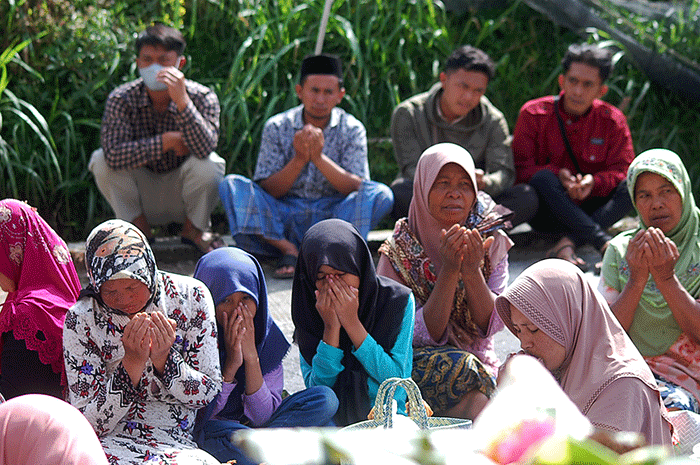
[220,175,393,257]
[412,346,496,414]
[646,332,700,412]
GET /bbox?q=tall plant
[0,39,33,201]
[2,0,700,239]
[1,1,131,236]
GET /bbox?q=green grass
[1,0,699,240]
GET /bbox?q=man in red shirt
[512,43,634,271]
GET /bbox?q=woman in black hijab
[291,219,415,426]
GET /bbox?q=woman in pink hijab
[495,259,672,446]
[377,142,513,420]
[0,199,81,399]
[0,394,108,464]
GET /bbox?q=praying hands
[122,311,177,386]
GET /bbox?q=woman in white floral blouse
[63,219,222,464]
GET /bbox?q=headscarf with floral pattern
[80,219,160,316]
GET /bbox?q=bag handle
[554,95,584,175]
[372,377,430,429]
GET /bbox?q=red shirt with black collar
[512,91,634,198]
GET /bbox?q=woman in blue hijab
[193,247,337,464]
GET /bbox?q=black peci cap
[300,54,343,82]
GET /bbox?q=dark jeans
[0,331,63,400]
[389,177,413,220]
[390,177,539,228]
[493,183,539,228]
[528,169,633,250]
[198,385,338,464]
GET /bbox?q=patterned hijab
[496,259,660,422]
[381,142,511,347]
[80,219,159,316]
[292,219,411,425]
[602,148,700,356]
[193,247,290,422]
[0,199,81,375]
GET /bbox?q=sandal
[181,232,226,255]
[545,243,589,273]
[273,253,297,279]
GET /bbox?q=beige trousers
[89,149,225,231]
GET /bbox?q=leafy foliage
[1,0,699,240]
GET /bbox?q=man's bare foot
[272,254,298,279]
[545,236,589,272]
[181,219,225,254]
[131,214,155,243]
[181,231,225,254]
[265,238,298,279]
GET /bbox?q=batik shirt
[63,272,222,464]
[253,105,369,199]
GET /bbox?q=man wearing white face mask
[89,23,226,254]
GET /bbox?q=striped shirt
[100,78,220,173]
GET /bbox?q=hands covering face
[315,274,360,331]
[221,301,257,380]
[156,65,188,102]
[625,227,679,282]
[122,311,177,373]
[439,224,495,278]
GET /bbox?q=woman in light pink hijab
[377,142,513,419]
[0,394,108,464]
[495,259,672,446]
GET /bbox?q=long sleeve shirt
[376,252,508,374]
[209,365,284,427]
[101,78,220,173]
[512,93,634,198]
[63,272,222,440]
[390,83,515,197]
[300,294,415,414]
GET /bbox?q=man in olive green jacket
[390,45,536,226]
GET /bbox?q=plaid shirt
[100,78,220,173]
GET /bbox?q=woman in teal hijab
[600,148,700,412]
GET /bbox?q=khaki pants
[89,149,225,231]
